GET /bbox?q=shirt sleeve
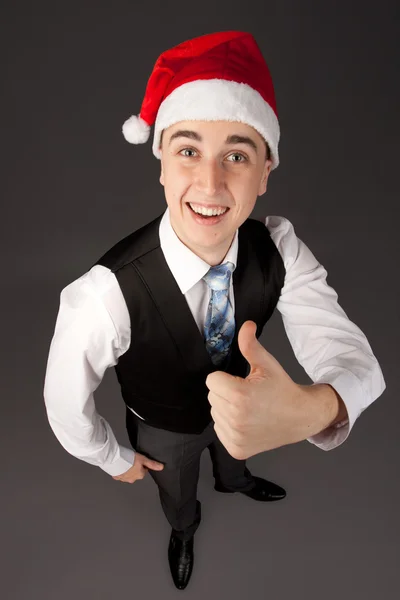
[265,215,386,451]
[43,265,136,476]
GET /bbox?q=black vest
[91,211,286,434]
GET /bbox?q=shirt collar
[159,206,238,295]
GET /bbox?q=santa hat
[122,30,280,170]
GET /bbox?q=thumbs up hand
[205,320,310,460]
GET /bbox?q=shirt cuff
[100,445,136,476]
[306,369,364,451]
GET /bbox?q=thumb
[238,320,269,377]
[144,458,165,470]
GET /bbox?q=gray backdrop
[2,1,398,599]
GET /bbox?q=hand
[205,320,307,460]
[112,452,164,483]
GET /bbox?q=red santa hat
[122,30,280,170]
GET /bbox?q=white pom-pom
[122,115,151,144]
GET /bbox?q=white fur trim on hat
[152,79,280,169]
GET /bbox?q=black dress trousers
[125,407,256,541]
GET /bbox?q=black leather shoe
[168,530,194,590]
[214,475,286,501]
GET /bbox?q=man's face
[159,120,273,265]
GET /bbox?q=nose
[194,158,226,197]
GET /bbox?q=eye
[179,148,197,157]
[227,152,247,163]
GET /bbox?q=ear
[258,160,272,196]
[159,153,164,186]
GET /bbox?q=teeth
[189,203,227,216]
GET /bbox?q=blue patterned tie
[202,261,236,366]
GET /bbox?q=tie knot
[202,261,235,291]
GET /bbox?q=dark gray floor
[2,297,398,599]
[2,3,398,597]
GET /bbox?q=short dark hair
[159,129,271,162]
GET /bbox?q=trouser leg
[125,408,211,541]
[207,427,256,492]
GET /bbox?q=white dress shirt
[43,207,386,476]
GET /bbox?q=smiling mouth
[186,202,230,216]
[185,202,231,226]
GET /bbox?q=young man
[43,31,386,590]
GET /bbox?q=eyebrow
[168,129,259,154]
